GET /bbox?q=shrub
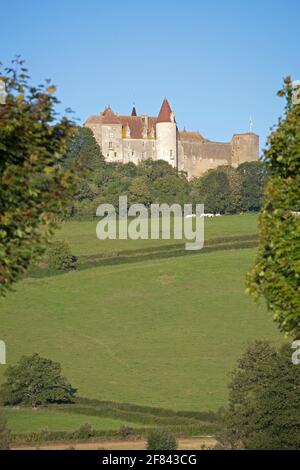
[147,429,177,450]
[73,423,95,440]
[119,425,134,439]
[47,241,77,271]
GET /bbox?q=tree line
[64,127,268,218]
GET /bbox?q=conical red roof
[157,98,173,123]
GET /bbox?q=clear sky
[1,0,299,151]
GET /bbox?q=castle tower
[155,98,177,167]
[231,133,259,167]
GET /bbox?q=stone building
[85,99,259,179]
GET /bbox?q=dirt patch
[158,275,174,285]
[13,437,217,451]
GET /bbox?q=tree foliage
[247,78,300,337]
[191,165,243,214]
[64,126,105,172]
[47,240,77,271]
[0,58,77,296]
[217,341,300,450]
[66,129,267,219]
[147,429,177,450]
[0,353,77,407]
[237,161,268,212]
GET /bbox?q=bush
[119,425,134,439]
[147,429,177,450]
[73,423,95,440]
[47,241,77,271]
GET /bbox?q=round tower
[155,99,177,167]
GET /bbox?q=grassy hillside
[55,213,259,257]
[0,214,281,416]
[2,408,144,433]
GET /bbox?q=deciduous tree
[0,353,77,407]
[0,58,77,295]
[247,78,300,337]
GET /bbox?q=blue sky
[1,0,299,151]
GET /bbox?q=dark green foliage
[152,175,190,205]
[0,353,77,406]
[64,126,105,171]
[118,425,134,439]
[191,166,243,214]
[0,58,77,296]
[247,78,300,336]
[237,161,268,212]
[147,429,177,450]
[137,159,177,181]
[65,126,266,219]
[128,176,152,206]
[73,423,95,439]
[218,341,300,450]
[0,411,10,450]
[47,241,77,271]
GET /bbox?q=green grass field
[0,214,282,433]
[2,408,143,433]
[55,213,259,257]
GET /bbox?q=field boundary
[6,397,219,444]
[28,234,258,278]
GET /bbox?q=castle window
[114,152,117,157]
[132,151,134,156]
[170,150,174,159]
[109,141,113,149]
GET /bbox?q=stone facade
[85,99,259,179]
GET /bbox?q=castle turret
[155,99,177,167]
[131,105,137,116]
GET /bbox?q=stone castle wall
[177,132,259,178]
[85,103,259,179]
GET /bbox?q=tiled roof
[157,98,173,123]
[86,100,174,138]
[101,106,121,124]
[85,115,102,124]
[179,131,205,142]
[119,116,157,139]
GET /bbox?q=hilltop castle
[85,99,259,179]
